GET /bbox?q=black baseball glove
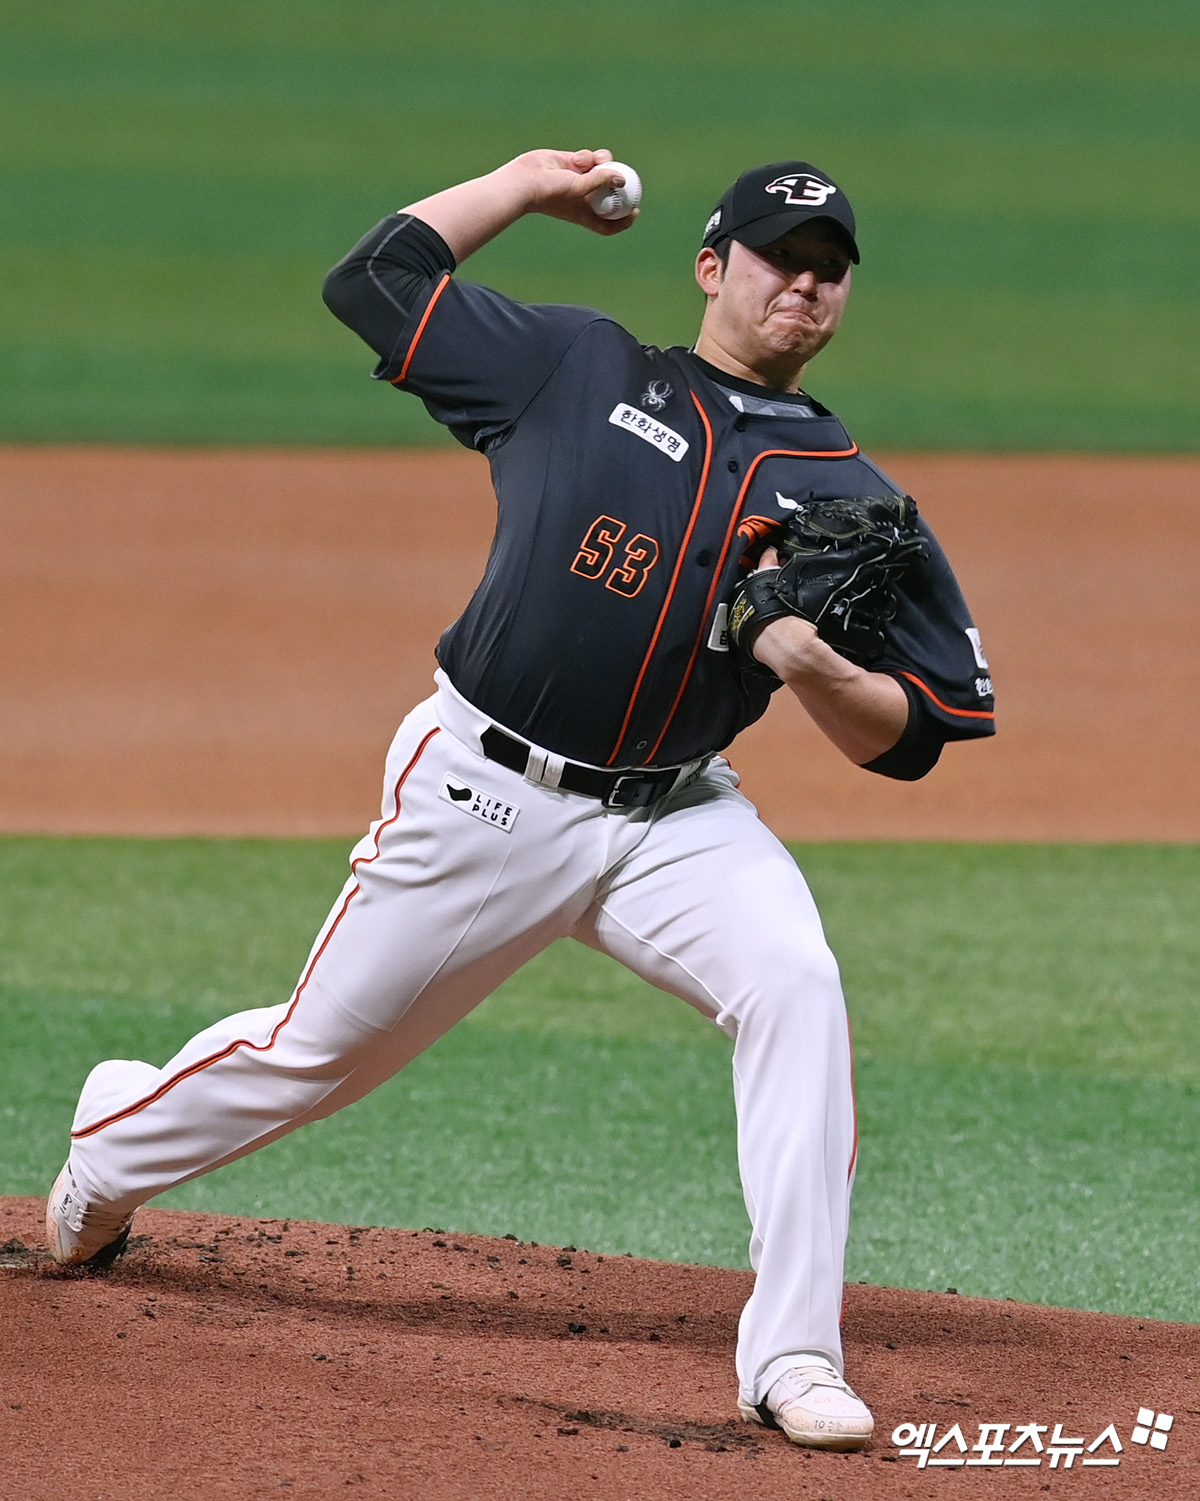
[728,496,926,668]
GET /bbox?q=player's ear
[695,247,724,298]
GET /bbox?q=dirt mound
[2,1196,1194,1498]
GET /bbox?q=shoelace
[773,1365,857,1402]
[59,1178,130,1235]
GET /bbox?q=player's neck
[692,328,808,396]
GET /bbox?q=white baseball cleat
[45,1164,134,1268]
[738,1364,874,1451]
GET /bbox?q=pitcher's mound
[1,1197,1194,1498]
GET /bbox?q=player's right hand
[508,149,639,236]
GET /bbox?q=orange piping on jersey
[606,390,714,766]
[391,272,452,385]
[644,442,859,762]
[71,726,443,1142]
[899,671,995,720]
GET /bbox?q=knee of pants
[724,940,846,1042]
[243,983,391,1082]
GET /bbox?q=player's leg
[574,761,858,1418]
[59,693,605,1237]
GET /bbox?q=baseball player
[47,150,994,1452]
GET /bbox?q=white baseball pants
[66,673,858,1406]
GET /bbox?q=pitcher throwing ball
[48,149,994,1451]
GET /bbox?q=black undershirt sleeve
[861,673,945,781]
[322,214,457,366]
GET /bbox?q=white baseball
[586,162,642,221]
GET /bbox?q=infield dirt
[1,446,1197,839]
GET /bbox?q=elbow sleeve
[861,674,945,781]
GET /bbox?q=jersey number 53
[570,515,661,599]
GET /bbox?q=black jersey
[324,214,995,779]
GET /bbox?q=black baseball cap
[702,161,860,263]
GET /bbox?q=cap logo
[704,208,722,238]
[764,173,838,207]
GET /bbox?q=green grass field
[3,836,1197,1323]
[1,0,1197,449]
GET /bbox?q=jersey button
[734,417,748,432]
[635,739,649,750]
[726,459,739,472]
[695,549,713,567]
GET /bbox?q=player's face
[695,224,853,386]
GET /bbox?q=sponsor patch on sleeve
[965,627,989,670]
[608,404,689,462]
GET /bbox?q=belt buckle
[604,769,673,811]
